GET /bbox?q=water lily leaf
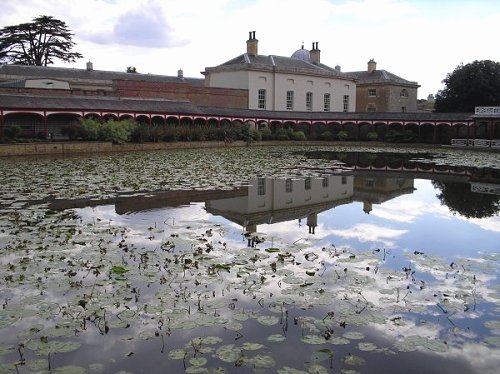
[242,342,265,351]
[216,344,241,362]
[343,331,365,340]
[301,335,327,345]
[358,342,378,351]
[311,348,334,362]
[342,354,366,366]
[265,248,280,253]
[111,265,129,275]
[267,334,286,342]
[277,367,308,374]
[168,349,187,360]
[189,357,207,366]
[257,315,280,326]
[485,336,500,347]
[50,366,86,374]
[26,339,81,355]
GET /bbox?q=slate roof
[0,93,472,121]
[206,53,357,80]
[0,93,203,114]
[349,69,419,87]
[0,64,205,86]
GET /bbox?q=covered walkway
[1,93,491,144]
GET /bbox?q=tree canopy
[434,60,500,112]
[0,15,83,66]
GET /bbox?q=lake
[0,145,499,374]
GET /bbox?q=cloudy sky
[1,0,499,99]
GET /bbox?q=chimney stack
[177,68,184,79]
[367,59,377,73]
[310,42,320,64]
[246,31,258,56]
[86,60,93,71]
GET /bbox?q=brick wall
[114,80,248,109]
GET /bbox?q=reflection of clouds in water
[463,215,500,233]
[370,318,500,374]
[329,223,407,248]
[371,200,452,223]
[256,220,316,244]
[256,220,407,249]
[371,185,500,233]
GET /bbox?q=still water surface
[0,146,499,374]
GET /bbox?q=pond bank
[0,140,464,157]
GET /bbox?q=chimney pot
[368,59,377,73]
[310,42,321,64]
[246,31,258,56]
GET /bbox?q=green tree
[434,60,500,112]
[0,15,82,66]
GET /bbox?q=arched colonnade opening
[0,110,486,145]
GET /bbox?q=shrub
[259,128,273,140]
[276,134,289,141]
[318,131,334,141]
[385,130,419,143]
[61,123,84,140]
[366,131,379,141]
[337,130,349,141]
[79,118,100,140]
[4,125,21,140]
[292,131,307,141]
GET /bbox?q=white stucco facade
[203,34,357,112]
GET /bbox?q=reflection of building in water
[353,176,415,213]
[205,175,354,235]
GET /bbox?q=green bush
[385,130,419,143]
[276,134,289,141]
[366,131,379,141]
[79,118,100,140]
[4,125,21,140]
[78,118,137,143]
[337,130,349,141]
[292,131,307,141]
[259,128,273,140]
[318,131,334,141]
[61,123,84,140]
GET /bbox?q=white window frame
[305,177,311,190]
[368,88,377,97]
[258,89,266,109]
[257,177,266,195]
[323,93,331,112]
[286,90,294,110]
[306,92,313,111]
[343,95,349,112]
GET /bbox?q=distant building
[417,94,436,112]
[349,59,419,112]
[202,32,357,112]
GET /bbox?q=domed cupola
[291,44,310,62]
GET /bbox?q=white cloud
[1,0,499,96]
[329,223,407,248]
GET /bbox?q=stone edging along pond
[0,140,474,157]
